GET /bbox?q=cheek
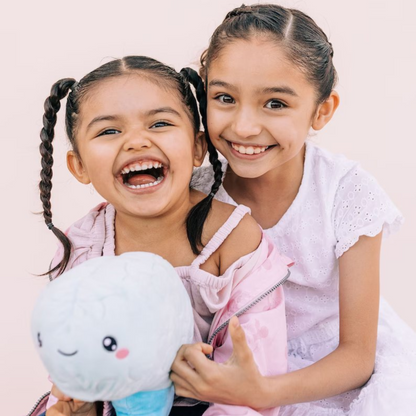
[270,117,308,144]
[78,143,112,170]
[206,106,224,137]
[115,348,129,359]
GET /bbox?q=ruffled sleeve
[333,166,403,258]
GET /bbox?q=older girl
[171,4,416,415]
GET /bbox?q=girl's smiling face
[67,75,205,219]
[206,38,337,180]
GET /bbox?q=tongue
[127,174,157,186]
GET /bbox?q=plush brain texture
[31,252,194,401]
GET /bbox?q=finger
[170,372,198,398]
[227,316,253,363]
[173,384,199,399]
[172,344,215,377]
[170,357,204,387]
[174,343,212,361]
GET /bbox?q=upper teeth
[231,143,268,155]
[121,161,163,174]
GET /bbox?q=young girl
[31,55,292,416]
[170,4,416,415]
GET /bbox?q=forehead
[80,74,186,118]
[208,38,313,94]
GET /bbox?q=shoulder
[65,202,112,237]
[300,142,362,208]
[208,200,262,275]
[53,202,113,271]
[305,141,359,182]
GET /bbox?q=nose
[231,107,262,139]
[123,130,152,151]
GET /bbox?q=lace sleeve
[333,166,403,258]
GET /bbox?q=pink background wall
[1,0,415,414]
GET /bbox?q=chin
[231,166,269,179]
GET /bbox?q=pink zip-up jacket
[29,203,292,416]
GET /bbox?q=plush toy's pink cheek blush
[116,348,129,359]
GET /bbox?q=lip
[115,156,168,176]
[225,139,277,159]
[115,156,168,194]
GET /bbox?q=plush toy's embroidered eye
[103,336,117,352]
[37,332,42,348]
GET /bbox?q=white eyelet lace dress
[191,141,416,416]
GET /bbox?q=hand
[46,401,96,416]
[170,316,268,409]
[46,385,96,416]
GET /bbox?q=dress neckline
[218,142,313,232]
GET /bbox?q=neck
[114,192,195,262]
[224,145,305,228]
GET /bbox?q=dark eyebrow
[86,115,118,131]
[209,79,298,97]
[86,107,182,132]
[145,107,182,118]
[260,86,298,97]
[208,80,236,90]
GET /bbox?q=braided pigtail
[180,68,223,254]
[39,78,77,276]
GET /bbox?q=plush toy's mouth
[58,349,78,357]
[120,160,165,189]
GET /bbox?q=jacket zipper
[207,269,291,347]
[27,391,50,416]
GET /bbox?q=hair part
[201,3,337,104]
[39,56,217,275]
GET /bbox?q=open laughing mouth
[120,160,166,190]
[228,141,278,155]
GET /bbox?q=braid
[39,78,76,276]
[180,68,224,254]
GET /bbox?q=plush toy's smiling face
[32,252,194,402]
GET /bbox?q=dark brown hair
[201,3,337,103]
[39,56,223,276]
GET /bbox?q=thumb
[227,316,253,364]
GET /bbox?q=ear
[312,90,340,131]
[67,151,91,184]
[193,131,208,167]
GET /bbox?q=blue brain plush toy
[31,252,194,416]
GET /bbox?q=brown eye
[97,129,120,137]
[217,94,234,104]
[103,336,117,352]
[265,100,285,110]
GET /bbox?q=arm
[260,232,381,406]
[171,233,381,409]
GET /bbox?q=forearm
[261,341,375,408]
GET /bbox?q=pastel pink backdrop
[1,0,415,414]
